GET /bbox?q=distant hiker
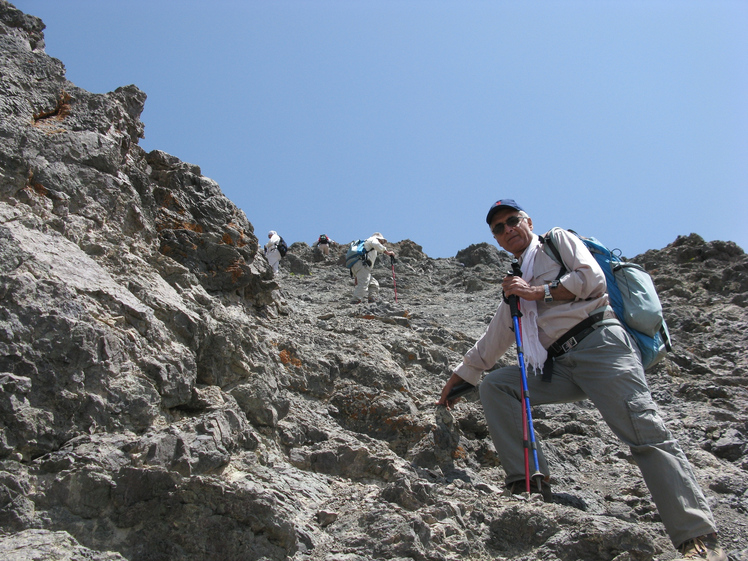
[436,199,725,561]
[313,233,336,256]
[264,230,284,275]
[350,232,395,304]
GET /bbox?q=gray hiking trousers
[479,321,717,547]
[351,261,379,302]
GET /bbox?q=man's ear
[527,217,534,231]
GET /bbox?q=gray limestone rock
[0,3,747,561]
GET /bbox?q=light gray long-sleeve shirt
[453,228,609,386]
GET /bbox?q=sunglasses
[491,215,526,236]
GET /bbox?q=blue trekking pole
[507,260,544,494]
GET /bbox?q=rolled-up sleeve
[552,230,606,300]
[453,303,514,385]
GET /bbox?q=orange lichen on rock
[33,91,71,124]
[225,261,245,283]
[279,349,302,367]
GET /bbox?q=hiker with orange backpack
[312,233,336,256]
[437,199,724,561]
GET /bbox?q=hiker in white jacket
[264,230,282,274]
[351,232,394,303]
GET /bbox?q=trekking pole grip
[507,260,523,318]
[510,260,522,278]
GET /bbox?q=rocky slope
[0,3,746,560]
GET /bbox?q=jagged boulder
[455,242,506,267]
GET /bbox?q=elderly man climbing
[437,199,725,561]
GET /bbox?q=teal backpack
[345,240,369,269]
[542,228,672,371]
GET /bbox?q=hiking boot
[506,479,553,503]
[674,534,727,561]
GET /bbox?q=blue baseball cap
[486,199,524,224]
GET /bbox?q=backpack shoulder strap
[540,228,567,280]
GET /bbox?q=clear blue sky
[13,0,748,258]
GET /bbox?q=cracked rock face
[1,2,747,560]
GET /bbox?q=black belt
[542,310,617,383]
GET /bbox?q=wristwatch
[543,283,553,303]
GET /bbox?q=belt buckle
[561,336,578,354]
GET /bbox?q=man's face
[490,208,534,256]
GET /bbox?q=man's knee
[479,367,521,403]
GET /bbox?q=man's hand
[436,373,466,409]
[502,276,576,302]
[502,275,543,301]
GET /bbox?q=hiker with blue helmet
[351,232,394,304]
[264,230,282,275]
[436,199,724,561]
